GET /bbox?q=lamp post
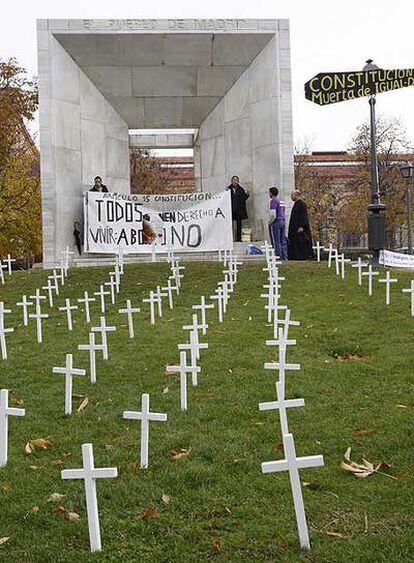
[400,162,414,254]
[363,60,387,266]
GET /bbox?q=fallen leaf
[77,396,89,413]
[137,507,160,520]
[129,463,140,472]
[341,447,376,479]
[224,507,232,516]
[29,465,40,471]
[52,459,64,466]
[24,442,35,455]
[30,505,40,514]
[193,392,216,399]
[31,438,52,450]
[352,429,375,436]
[325,531,347,539]
[161,493,170,504]
[212,538,222,552]
[2,483,11,493]
[170,448,191,460]
[396,404,408,409]
[164,369,178,378]
[162,387,169,394]
[48,493,66,502]
[10,395,23,407]
[67,511,81,522]
[0,537,10,546]
[52,506,67,516]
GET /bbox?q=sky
[2,0,414,153]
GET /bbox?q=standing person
[227,175,250,242]
[89,176,109,192]
[268,187,288,260]
[288,190,313,260]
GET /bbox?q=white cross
[78,332,105,383]
[362,265,379,296]
[162,278,176,309]
[352,257,368,286]
[16,295,33,326]
[183,314,205,357]
[216,281,229,313]
[334,251,341,276]
[274,308,300,340]
[325,244,337,269]
[91,317,116,361]
[143,291,157,325]
[28,294,49,344]
[312,241,323,262]
[261,280,283,323]
[115,247,124,274]
[338,253,351,279]
[60,258,69,279]
[42,278,55,307]
[123,393,167,469]
[53,354,86,414]
[78,291,96,324]
[378,270,398,305]
[402,280,414,316]
[109,264,121,292]
[94,285,110,314]
[118,299,140,338]
[166,351,200,411]
[168,274,180,296]
[259,381,304,438]
[267,325,297,349]
[192,296,214,335]
[261,433,324,550]
[0,262,5,285]
[61,443,117,553]
[151,242,157,262]
[265,328,301,389]
[3,254,15,276]
[0,303,14,360]
[61,246,74,271]
[171,263,185,288]
[210,287,224,323]
[154,286,167,318]
[47,270,60,294]
[0,389,25,467]
[104,275,117,305]
[178,330,207,386]
[59,298,78,331]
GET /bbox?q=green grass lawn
[0,260,413,562]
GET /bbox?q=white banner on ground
[379,249,414,269]
[84,190,233,254]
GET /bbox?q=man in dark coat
[226,175,250,242]
[89,176,109,192]
[288,190,313,260]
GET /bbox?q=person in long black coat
[288,190,313,260]
[226,175,250,242]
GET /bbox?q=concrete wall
[37,27,130,266]
[197,21,294,240]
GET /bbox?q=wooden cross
[338,254,351,279]
[28,294,49,343]
[274,308,300,340]
[123,393,167,469]
[183,314,206,355]
[162,278,176,309]
[16,295,33,326]
[0,262,5,285]
[61,443,117,552]
[362,265,379,296]
[59,298,78,331]
[192,296,214,335]
[47,270,60,294]
[94,285,110,314]
[78,291,95,324]
[154,286,168,318]
[261,433,324,550]
[61,246,74,271]
[104,275,117,305]
[42,278,55,307]
[312,241,323,262]
[53,354,86,414]
[379,270,398,305]
[402,280,414,315]
[0,389,25,467]
[166,351,200,411]
[259,381,305,438]
[178,329,207,386]
[91,317,116,360]
[143,291,157,325]
[216,281,229,313]
[3,254,15,276]
[265,328,301,388]
[78,332,105,383]
[118,299,140,338]
[0,303,14,360]
[352,257,368,286]
[325,243,337,269]
[210,287,224,323]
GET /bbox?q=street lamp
[400,162,414,254]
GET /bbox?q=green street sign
[305,68,414,105]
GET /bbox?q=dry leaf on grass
[170,448,191,460]
[48,493,66,502]
[30,505,40,514]
[336,352,368,361]
[2,483,11,493]
[52,459,65,466]
[162,387,169,394]
[137,507,160,520]
[161,493,170,504]
[325,531,347,539]
[25,438,52,454]
[212,538,222,552]
[341,447,396,480]
[0,536,10,546]
[352,428,375,436]
[29,465,41,471]
[67,511,81,522]
[10,395,23,407]
[77,396,89,413]
[52,505,67,516]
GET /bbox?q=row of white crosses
[142,255,183,325]
[166,251,241,412]
[259,243,324,551]
[0,254,15,285]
